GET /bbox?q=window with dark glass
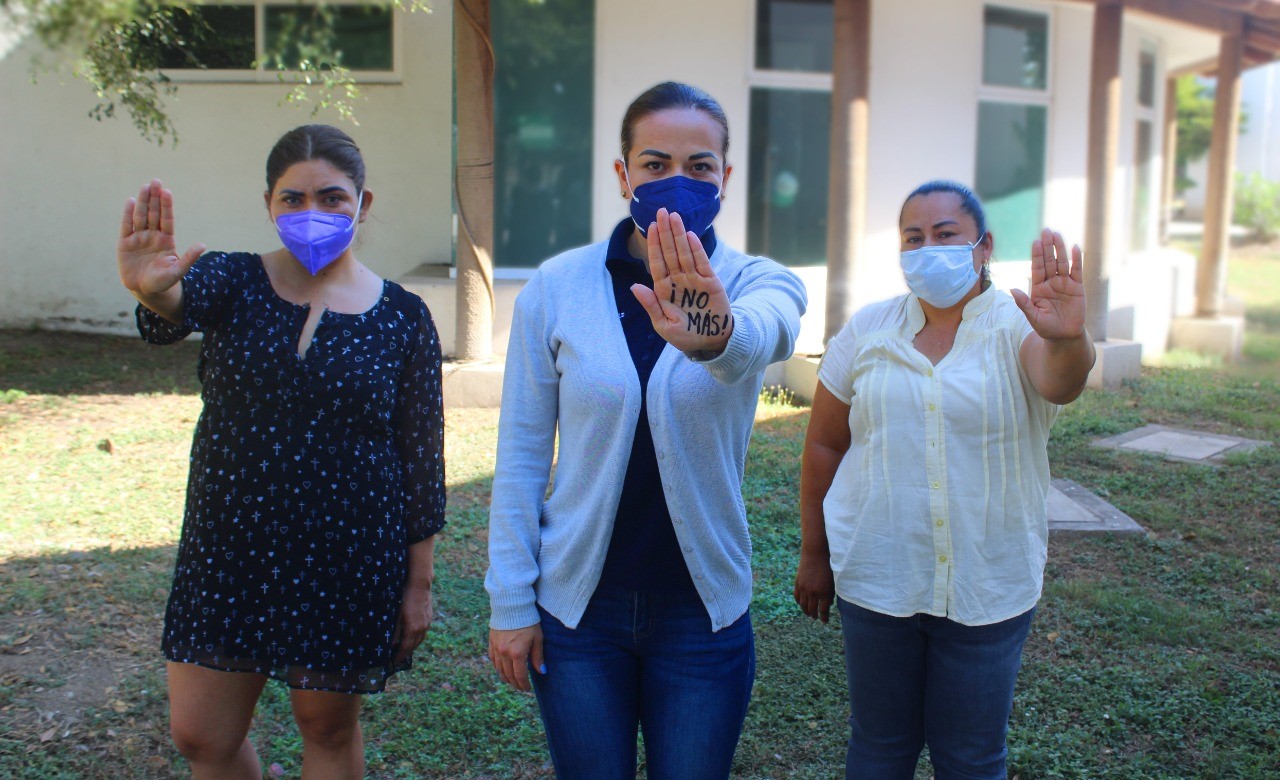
[1138,49,1156,108]
[492,0,594,267]
[754,0,834,73]
[266,4,394,71]
[982,6,1048,90]
[154,5,256,70]
[976,102,1047,258]
[153,3,394,72]
[747,88,831,266]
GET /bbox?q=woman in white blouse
[793,180,1094,780]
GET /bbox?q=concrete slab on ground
[442,360,504,409]
[1048,478,1145,536]
[1092,424,1271,466]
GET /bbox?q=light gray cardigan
[485,236,807,632]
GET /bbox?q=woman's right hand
[117,179,205,297]
[489,624,545,692]
[793,550,836,623]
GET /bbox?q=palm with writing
[117,179,206,299]
[1011,228,1086,341]
[631,208,734,356]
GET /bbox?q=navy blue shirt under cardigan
[597,218,717,594]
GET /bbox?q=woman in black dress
[116,125,445,778]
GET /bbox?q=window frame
[975,2,1055,262]
[744,0,835,267]
[156,1,402,85]
[1129,39,1161,251]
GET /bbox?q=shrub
[1233,172,1280,242]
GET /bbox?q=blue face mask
[621,164,722,238]
[899,235,984,308]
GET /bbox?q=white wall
[0,7,454,334]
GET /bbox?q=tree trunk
[824,0,871,344]
[454,0,495,360]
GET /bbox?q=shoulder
[516,240,609,307]
[713,244,807,302]
[852,293,911,332]
[533,240,609,279]
[382,280,439,339]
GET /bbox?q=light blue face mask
[899,235,984,308]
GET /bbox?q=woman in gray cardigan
[485,82,807,779]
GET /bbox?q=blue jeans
[837,599,1034,780]
[532,586,755,780]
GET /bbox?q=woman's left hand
[631,208,734,356]
[1011,228,1087,341]
[393,582,433,664]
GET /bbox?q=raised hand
[117,179,206,297]
[1011,228,1086,341]
[631,208,734,356]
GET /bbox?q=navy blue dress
[137,252,446,693]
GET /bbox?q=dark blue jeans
[837,599,1035,780]
[532,586,755,780]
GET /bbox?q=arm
[394,536,435,664]
[117,179,206,324]
[631,211,807,386]
[485,276,558,690]
[392,301,447,664]
[1012,229,1096,404]
[793,382,852,623]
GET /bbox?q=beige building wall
[0,7,454,335]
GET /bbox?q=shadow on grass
[0,330,202,397]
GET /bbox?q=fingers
[132,182,150,234]
[666,211,698,276]
[488,629,534,692]
[529,634,546,677]
[630,283,665,324]
[146,179,162,233]
[120,198,137,239]
[177,243,207,276]
[645,218,667,282]
[656,209,682,278]
[1069,243,1084,282]
[160,187,176,237]
[819,596,831,624]
[687,228,714,278]
[1051,230,1069,278]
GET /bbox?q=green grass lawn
[1170,238,1280,373]
[2,326,1279,779]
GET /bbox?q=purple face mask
[275,206,359,275]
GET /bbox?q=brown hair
[266,124,366,193]
[620,82,729,164]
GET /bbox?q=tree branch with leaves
[1,0,430,146]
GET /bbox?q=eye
[692,162,713,173]
[904,235,921,244]
[643,160,665,172]
[282,195,301,205]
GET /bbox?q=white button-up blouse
[817,287,1060,626]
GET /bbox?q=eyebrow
[637,149,672,160]
[903,220,961,233]
[279,186,349,197]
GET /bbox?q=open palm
[1011,228,1086,340]
[631,208,733,354]
[117,179,205,295]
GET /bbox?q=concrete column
[454,0,495,360]
[1197,32,1244,318]
[1083,0,1122,342]
[1160,77,1178,245]
[824,0,871,343]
